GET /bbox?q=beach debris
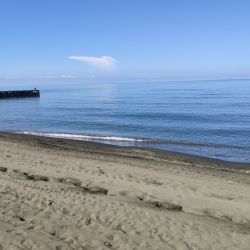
[0,167,7,172]
[57,177,82,187]
[104,241,112,248]
[48,200,54,206]
[24,173,49,182]
[50,231,56,236]
[136,195,144,201]
[151,201,182,211]
[16,215,25,222]
[82,185,108,195]
[137,195,182,211]
[55,176,108,194]
[85,218,91,225]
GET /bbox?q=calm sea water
[0,79,250,163]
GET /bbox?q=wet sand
[0,132,249,249]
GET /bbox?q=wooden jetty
[0,89,40,99]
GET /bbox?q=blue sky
[1,0,250,80]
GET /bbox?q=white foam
[17,131,148,142]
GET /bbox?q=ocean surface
[0,79,250,163]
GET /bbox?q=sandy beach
[0,132,249,249]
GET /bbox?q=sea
[0,79,250,163]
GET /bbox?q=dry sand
[0,132,249,250]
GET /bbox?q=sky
[1,0,250,80]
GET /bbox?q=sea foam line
[15,131,249,150]
[17,131,149,142]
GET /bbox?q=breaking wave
[18,131,150,143]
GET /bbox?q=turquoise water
[0,79,250,162]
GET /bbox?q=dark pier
[0,89,40,99]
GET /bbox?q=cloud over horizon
[68,55,116,70]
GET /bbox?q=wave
[15,131,250,151]
[17,131,149,143]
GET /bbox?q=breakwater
[0,89,40,99]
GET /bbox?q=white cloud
[68,55,116,70]
[39,74,72,79]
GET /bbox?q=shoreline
[0,132,250,249]
[1,132,250,172]
[13,131,250,164]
